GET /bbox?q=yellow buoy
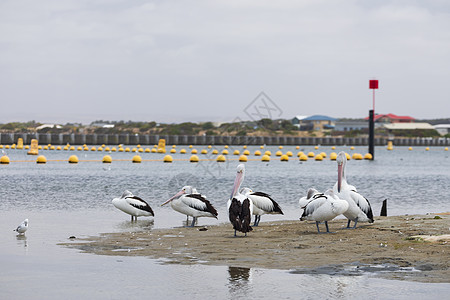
[69,155,78,164]
[208,145,212,149]
[118,147,124,152]
[331,146,336,150]
[201,149,207,154]
[38,146,42,150]
[43,146,48,150]
[0,145,3,149]
[296,146,300,150]
[408,147,413,151]
[77,146,82,151]
[260,145,264,149]
[125,147,131,152]
[352,153,363,160]
[97,147,103,151]
[222,149,229,155]
[189,145,193,148]
[91,147,96,151]
[445,147,448,151]
[157,148,166,153]
[170,148,176,154]
[151,148,157,153]
[25,145,30,150]
[364,153,373,160]
[233,150,240,155]
[350,146,355,150]
[254,150,261,156]
[307,152,315,157]
[224,145,229,149]
[297,151,304,157]
[261,155,270,162]
[56,146,61,150]
[137,144,141,148]
[279,146,283,149]
[163,155,173,163]
[104,147,110,152]
[299,154,308,161]
[63,146,68,150]
[387,141,393,150]
[238,155,248,162]
[103,155,112,163]
[132,155,142,163]
[280,154,289,161]
[0,155,10,164]
[320,152,327,158]
[144,148,150,153]
[172,145,176,148]
[314,154,323,161]
[345,153,351,160]
[190,155,199,163]
[216,155,226,162]
[138,148,144,153]
[212,149,219,155]
[36,155,47,164]
[83,147,89,151]
[275,150,283,156]
[286,151,293,157]
[243,145,247,149]
[330,152,337,160]
[191,149,198,154]
[264,151,272,156]
[132,148,137,153]
[243,150,250,156]
[425,147,430,151]
[180,149,186,154]
[314,146,319,150]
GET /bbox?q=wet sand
[62,214,450,283]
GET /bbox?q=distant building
[365,113,415,123]
[293,115,337,131]
[334,121,368,132]
[433,124,450,136]
[91,123,115,128]
[36,124,62,130]
[383,122,434,130]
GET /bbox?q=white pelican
[228,164,253,236]
[14,219,28,235]
[241,187,283,226]
[333,151,374,228]
[161,186,218,227]
[112,190,154,221]
[299,189,348,233]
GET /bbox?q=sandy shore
[62,214,450,283]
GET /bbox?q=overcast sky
[1,0,449,124]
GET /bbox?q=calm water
[1,146,449,299]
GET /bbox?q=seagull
[333,151,374,228]
[112,190,154,221]
[161,186,218,227]
[228,164,253,236]
[14,219,28,235]
[241,187,283,226]
[299,189,348,233]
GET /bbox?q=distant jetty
[1,133,449,146]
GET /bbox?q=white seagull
[241,187,283,226]
[161,186,218,227]
[333,151,374,229]
[14,219,28,235]
[299,188,348,233]
[112,190,154,221]
[228,164,253,236]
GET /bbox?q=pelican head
[23,219,28,226]
[240,187,253,196]
[230,164,245,199]
[121,190,133,198]
[161,186,191,206]
[336,152,347,192]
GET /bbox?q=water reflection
[227,266,252,297]
[115,219,154,231]
[16,234,28,251]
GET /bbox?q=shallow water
[1,146,450,299]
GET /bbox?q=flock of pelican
[111,151,374,236]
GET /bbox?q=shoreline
[62,214,450,283]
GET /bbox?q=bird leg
[315,221,321,233]
[325,221,330,233]
[190,217,196,227]
[253,216,258,227]
[346,219,351,228]
[234,229,237,237]
[352,218,359,229]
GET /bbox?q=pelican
[228,164,253,236]
[161,186,218,227]
[241,188,283,226]
[112,190,154,221]
[299,189,348,233]
[333,151,374,228]
[14,219,28,235]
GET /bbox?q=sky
[1,0,449,124]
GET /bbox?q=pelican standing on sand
[228,164,253,236]
[161,186,218,227]
[112,190,154,221]
[241,188,283,226]
[299,188,348,233]
[333,151,374,228]
[14,219,28,235]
